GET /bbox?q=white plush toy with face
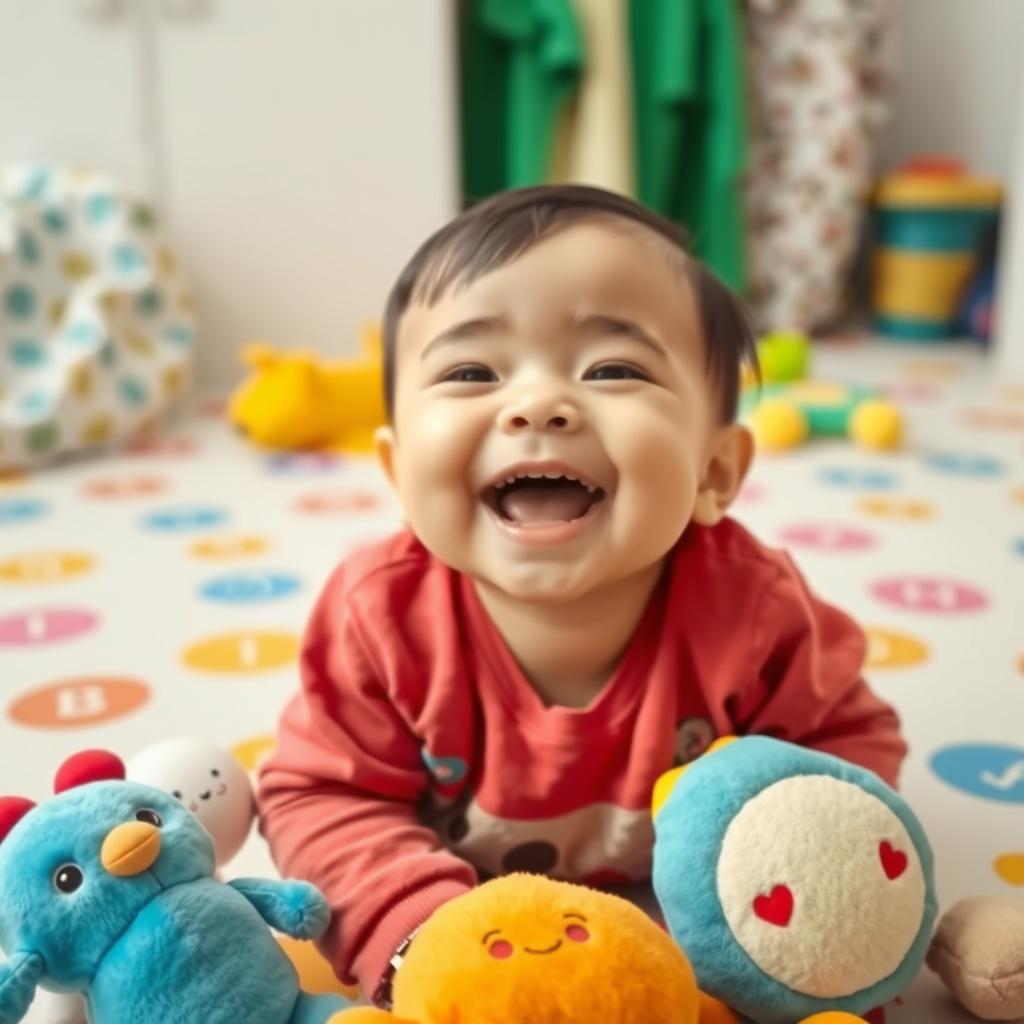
[31,739,255,1024]
[126,737,255,866]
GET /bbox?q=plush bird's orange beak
[100,822,160,876]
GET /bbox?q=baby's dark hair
[381,184,758,422]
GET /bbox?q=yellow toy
[330,874,865,1024]
[229,325,386,453]
[743,330,903,453]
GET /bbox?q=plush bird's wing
[228,878,331,940]
[0,951,44,1024]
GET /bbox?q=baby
[257,184,906,1007]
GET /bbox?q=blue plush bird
[652,736,938,1024]
[0,750,352,1024]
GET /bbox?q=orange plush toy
[334,874,738,1024]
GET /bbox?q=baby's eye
[586,363,648,382]
[443,365,497,384]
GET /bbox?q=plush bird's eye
[53,863,83,894]
[210,769,220,778]
[171,790,183,800]
[135,808,163,827]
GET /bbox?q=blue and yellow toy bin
[872,159,1001,339]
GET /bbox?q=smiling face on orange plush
[393,874,701,1024]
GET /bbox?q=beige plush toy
[927,897,1024,1020]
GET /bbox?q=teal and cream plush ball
[652,737,937,1024]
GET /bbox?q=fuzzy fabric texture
[652,736,937,1024]
[0,773,351,1024]
[334,873,723,1024]
[926,897,1024,1020]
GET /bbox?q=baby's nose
[498,396,580,434]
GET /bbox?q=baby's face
[377,221,729,604]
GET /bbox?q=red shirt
[257,518,905,994]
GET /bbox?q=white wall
[880,0,1024,178]
[154,0,460,390]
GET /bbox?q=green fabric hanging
[460,0,583,202]
[629,0,748,291]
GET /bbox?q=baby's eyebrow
[421,316,508,361]
[572,314,668,360]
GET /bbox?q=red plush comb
[0,796,36,845]
[54,750,125,794]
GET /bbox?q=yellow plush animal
[229,325,386,453]
[332,874,738,1024]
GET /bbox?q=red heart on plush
[879,841,908,880]
[753,884,793,927]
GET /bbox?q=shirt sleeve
[731,555,908,788]
[255,573,476,995]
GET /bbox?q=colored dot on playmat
[123,435,198,458]
[0,607,99,646]
[864,629,930,670]
[734,481,765,505]
[995,853,1024,887]
[231,734,276,773]
[882,381,941,403]
[871,576,988,614]
[963,407,1024,432]
[857,496,935,521]
[266,453,344,475]
[778,523,878,553]
[190,535,270,560]
[143,505,227,531]
[0,497,48,525]
[182,630,300,673]
[83,474,168,499]
[8,676,150,729]
[294,489,390,516]
[199,570,301,604]
[819,467,900,490]
[924,451,1006,478]
[0,550,95,584]
[902,358,963,380]
[930,744,1024,804]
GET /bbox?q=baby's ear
[692,423,754,526]
[374,425,397,490]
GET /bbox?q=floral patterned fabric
[742,0,895,332]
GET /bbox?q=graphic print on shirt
[673,715,716,766]
[421,794,654,885]
[420,747,469,786]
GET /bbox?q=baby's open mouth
[483,472,606,525]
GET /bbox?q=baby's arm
[732,555,907,788]
[257,577,476,1000]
